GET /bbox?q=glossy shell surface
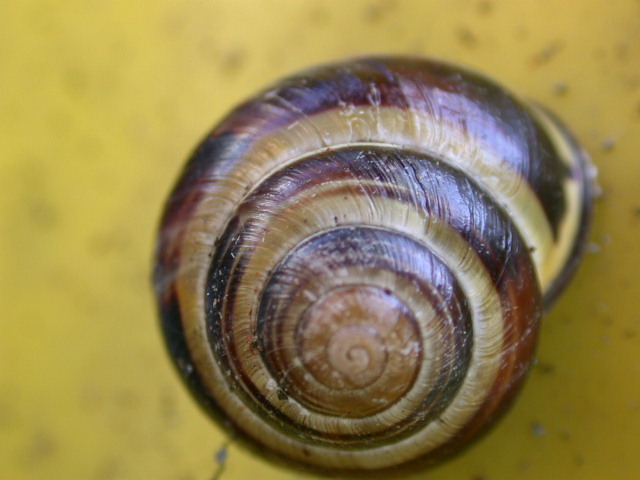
[153,57,593,473]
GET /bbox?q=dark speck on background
[534,361,556,374]
[600,137,616,152]
[457,27,478,48]
[15,160,58,230]
[553,82,569,96]
[93,457,123,480]
[219,48,246,75]
[362,0,397,23]
[477,0,493,15]
[215,444,228,465]
[22,429,57,466]
[211,443,229,480]
[308,6,331,26]
[531,421,547,437]
[616,42,629,60]
[531,41,564,65]
[27,197,57,230]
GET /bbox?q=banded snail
[153,56,594,474]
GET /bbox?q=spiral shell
[153,56,593,473]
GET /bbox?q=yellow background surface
[1,1,639,479]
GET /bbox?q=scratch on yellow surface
[1,1,639,479]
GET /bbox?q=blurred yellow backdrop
[1,1,639,479]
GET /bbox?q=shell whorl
[153,57,592,473]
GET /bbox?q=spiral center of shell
[258,284,419,417]
[300,286,414,393]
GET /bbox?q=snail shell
[153,56,593,474]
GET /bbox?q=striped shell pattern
[153,57,593,474]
